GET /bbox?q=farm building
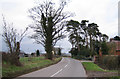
[110,36,120,55]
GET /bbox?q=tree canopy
[67,19,109,58]
[29,0,71,59]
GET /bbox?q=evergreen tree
[58,48,61,56]
[36,50,40,57]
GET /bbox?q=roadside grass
[2,56,62,77]
[82,62,104,71]
[82,62,118,72]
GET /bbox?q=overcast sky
[0,0,119,53]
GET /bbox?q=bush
[75,55,85,60]
[73,55,92,60]
[2,52,10,62]
[101,42,109,55]
[78,48,90,57]
[98,55,119,70]
[2,52,22,66]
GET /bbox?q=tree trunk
[45,17,53,60]
[45,43,53,60]
[90,35,92,49]
[45,35,53,60]
[90,35,92,57]
[10,42,22,66]
[16,42,20,57]
[86,36,88,48]
[76,34,80,52]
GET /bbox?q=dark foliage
[114,36,120,41]
[31,53,35,56]
[2,52,22,66]
[58,48,61,56]
[69,46,91,60]
[67,19,109,58]
[36,50,40,57]
[69,48,78,57]
[78,46,91,57]
[101,42,109,55]
[97,56,119,70]
[24,53,28,57]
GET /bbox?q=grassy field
[2,56,62,77]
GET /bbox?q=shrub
[98,55,118,70]
[76,55,85,60]
[2,52,22,66]
[78,48,90,57]
[101,42,109,55]
[107,42,116,55]
[2,52,11,64]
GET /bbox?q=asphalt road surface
[19,57,87,77]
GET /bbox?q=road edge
[2,57,62,79]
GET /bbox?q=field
[2,56,61,77]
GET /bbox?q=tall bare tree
[29,0,71,60]
[2,16,28,66]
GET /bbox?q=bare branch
[2,16,28,53]
[29,0,71,59]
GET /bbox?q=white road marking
[64,64,68,68]
[64,58,70,68]
[50,69,63,77]
[51,58,70,77]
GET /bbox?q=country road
[19,57,87,77]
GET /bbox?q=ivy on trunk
[29,0,71,60]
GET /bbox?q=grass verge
[82,62,118,72]
[82,62,104,71]
[2,56,62,77]
[82,62,118,77]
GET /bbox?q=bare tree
[2,16,28,66]
[29,0,71,60]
